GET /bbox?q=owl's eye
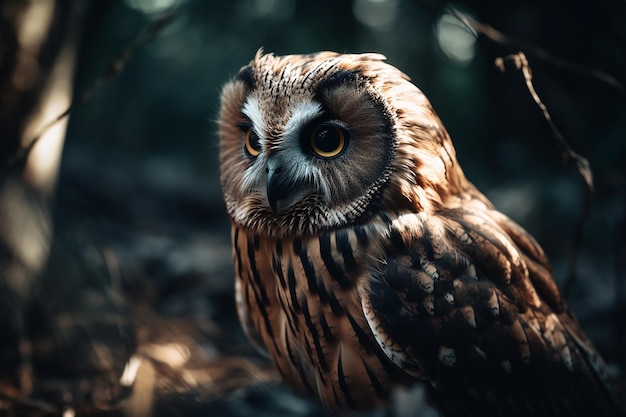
[310,124,348,158]
[244,129,262,157]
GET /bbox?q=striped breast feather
[362,209,623,416]
[232,226,271,358]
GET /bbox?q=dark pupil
[314,128,340,152]
[249,132,260,150]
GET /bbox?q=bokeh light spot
[239,0,296,20]
[353,0,399,31]
[434,13,476,65]
[125,0,183,15]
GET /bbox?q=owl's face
[219,51,463,236]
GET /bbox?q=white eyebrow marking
[283,101,323,136]
[242,96,266,139]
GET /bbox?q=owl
[218,51,623,416]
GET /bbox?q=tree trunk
[0,0,84,390]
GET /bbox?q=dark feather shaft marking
[319,233,350,288]
[336,229,357,272]
[302,297,329,373]
[273,255,287,289]
[337,353,356,409]
[362,360,387,398]
[284,324,314,392]
[300,246,319,295]
[247,238,270,306]
[286,263,301,314]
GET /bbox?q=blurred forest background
[0,0,625,416]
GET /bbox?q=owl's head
[219,51,467,237]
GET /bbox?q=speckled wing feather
[363,207,623,417]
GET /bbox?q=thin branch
[496,52,594,297]
[7,12,176,169]
[447,5,624,93]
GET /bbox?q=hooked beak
[266,166,290,214]
[266,160,315,214]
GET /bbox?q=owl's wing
[363,208,623,417]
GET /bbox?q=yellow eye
[244,129,261,157]
[310,124,347,158]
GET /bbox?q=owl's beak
[266,166,290,214]
[266,159,314,214]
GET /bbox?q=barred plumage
[232,218,413,410]
[218,51,624,416]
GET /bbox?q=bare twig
[7,12,176,169]
[496,52,594,296]
[448,5,624,93]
